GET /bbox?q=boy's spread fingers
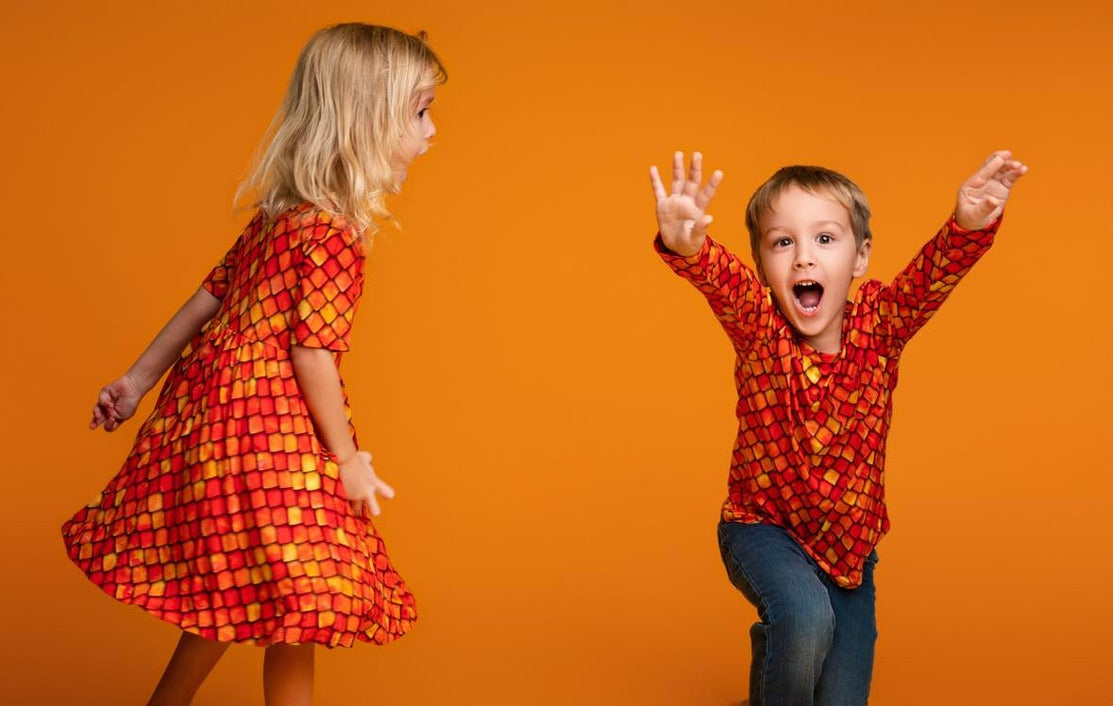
[979,160,1006,182]
[649,166,667,200]
[985,149,1010,165]
[1004,162,1028,184]
[708,169,723,190]
[672,151,685,194]
[980,151,1009,179]
[685,152,703,197]
[695,171,722,209]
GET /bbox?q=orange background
[2,1,1111,704]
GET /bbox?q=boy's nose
[793,248,816,269]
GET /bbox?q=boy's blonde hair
[238,23,446,235]
[745,166,872,263]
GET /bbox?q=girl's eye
[417,108,428,119]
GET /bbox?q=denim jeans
[717,521,878,706]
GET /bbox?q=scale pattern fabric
[62,203,416,646]
[657,216,999,588]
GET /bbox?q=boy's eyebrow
[762,219,847,237]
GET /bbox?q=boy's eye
[817,233,833,244]
[775,237,792,248]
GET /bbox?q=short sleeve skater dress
[62,203,416,647]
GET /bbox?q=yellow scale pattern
[63,203,415,646]
[657,216,999,588]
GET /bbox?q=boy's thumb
[695,214,713,236]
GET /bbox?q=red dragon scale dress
[62,203,416,647]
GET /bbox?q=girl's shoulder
[274,201,352,229]
[269,202,359,245]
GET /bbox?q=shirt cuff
[947,213,1003,237]
[654,232,711,267]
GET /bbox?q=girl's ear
[852,239,872,277]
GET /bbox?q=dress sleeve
[655,233,767,352]
[871,215,1000,348]
[291,217,365,351]
[201,239,238,299]
[201,214,263,299]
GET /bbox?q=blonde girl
[62,23,445,706]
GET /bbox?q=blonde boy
[650,151,1026,705]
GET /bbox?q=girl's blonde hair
[238,23,446,235]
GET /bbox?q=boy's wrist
[655,232,708,260]
[949,212,1003,234]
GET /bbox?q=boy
[650,151,1026,705]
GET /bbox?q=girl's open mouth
[793,280,823,314]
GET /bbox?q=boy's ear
[853,239,872,277]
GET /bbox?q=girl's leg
[263,644,315,706]
[148,631,231,706]
[718,522,835,706]
[814,551,878,706]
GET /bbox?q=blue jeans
[717,521,878,706]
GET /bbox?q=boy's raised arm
[875,150,1028,347]
[651,151,766,350]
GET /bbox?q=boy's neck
[800,325,844,354]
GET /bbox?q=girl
[62,23,445,706]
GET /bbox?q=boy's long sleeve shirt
[657,217,999,588]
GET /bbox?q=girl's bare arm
[90,287,220,431]
[291,345,394,516]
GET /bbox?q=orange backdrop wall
[2,1,1110,704]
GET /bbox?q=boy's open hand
[955,150,1028,231]
[650,151,723,257]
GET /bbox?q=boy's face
[756,184,871,353]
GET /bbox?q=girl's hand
[90,374,143,431]
[338,450,395,517]
[955,150,1028,230]
[649,151,723,257]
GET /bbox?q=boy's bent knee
[769,600,835,654]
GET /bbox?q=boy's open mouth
[793,280,823,314]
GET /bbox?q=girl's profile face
[392,85,436,183]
